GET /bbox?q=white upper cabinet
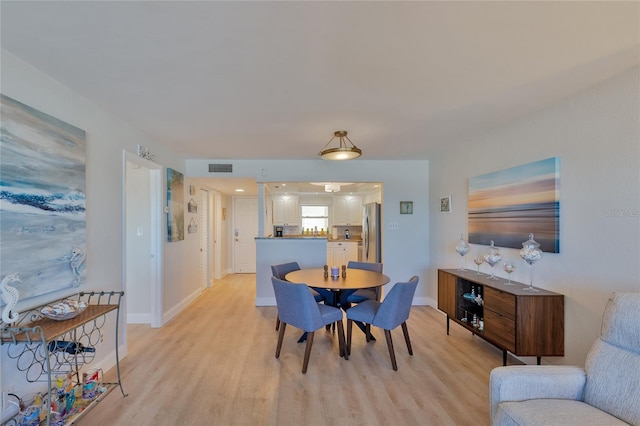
[273,195,299,225]
[333,195,362,226]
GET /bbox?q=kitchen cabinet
[333,195,362,226]
[327,241,359,266]
[438,269,564,366]
[272,195,299,225]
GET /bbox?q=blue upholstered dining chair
[340,261,384,306]
[271,277,348,373]
[346,275,419,371]
[271,262,326,331]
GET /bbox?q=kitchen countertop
[255,235,327,240]
[256,236,361,242]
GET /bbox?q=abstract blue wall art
[468,157,560,253]
[0,95,87,301]
[167,168,184,242]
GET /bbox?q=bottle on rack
[48,340,95,354]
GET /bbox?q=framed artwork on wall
[167,168,185,242]
[468,157,560,253]
[0,95,87,300]
[440,196,451,212]
[188,198,198,214]
[400,201,413,214]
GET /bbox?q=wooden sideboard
[438,269,564,365]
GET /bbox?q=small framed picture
[188,199,198,213]
[440,196,451,213]
[400,201,413,214]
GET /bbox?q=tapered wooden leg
[275,323,287,358]
[275,316,280,331]
[384,329,397,371]
[365,324,371,342]
[336,320,348,360]
[401,322,413,355]
[302,331,315,374]
[347,319,353,356]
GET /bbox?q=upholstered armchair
[490,292,640,425]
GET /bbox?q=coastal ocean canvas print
[0,95,86,301]
[468,157,560,253]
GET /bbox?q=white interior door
[212,191,222,280]
[233,197,258,273]
[199,188,210,288]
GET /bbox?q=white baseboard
[126,313,151,324]
[162,287,203,325]
[255,297,276,307]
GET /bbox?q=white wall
[429,66,640,366]
[1,50,203,396]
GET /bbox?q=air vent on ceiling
[208,163,233,173]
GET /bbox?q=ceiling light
[324,184,341,193]
[235,189,245,192]
[319,130,362,160]
[310,182,353,193]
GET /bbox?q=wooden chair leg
[302,331,315,374]
[401,322,413,355]
[336,320,348,360]
[275,315,280,331]
[384,329,398,371]
[347,319,353,356]
[365,324,371,342]
[275,323,287,358]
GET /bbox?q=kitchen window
[301,205,329,232]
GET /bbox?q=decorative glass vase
[455,234,470,271]
[520,233,543,292]
[483,240,502,280]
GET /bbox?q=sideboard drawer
[484,309,516,353]
[485,286,516,320]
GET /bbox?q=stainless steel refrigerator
[362,202,381,263]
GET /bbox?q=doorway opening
[124,151,163,328]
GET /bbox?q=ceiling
[1,1,639,195]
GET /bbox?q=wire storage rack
[1,291,126,426]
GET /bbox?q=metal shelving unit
[1,291,126,425]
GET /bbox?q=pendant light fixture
[319,130,362,160]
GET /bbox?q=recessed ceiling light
[235,189,245,192]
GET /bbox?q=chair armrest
[490,365,586,422]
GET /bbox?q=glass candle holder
[503,261,516,285]
[455,234,470,271]
[473,255,484,274]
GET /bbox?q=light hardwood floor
[83,274,517,426]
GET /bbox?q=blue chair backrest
[271,277,323,332]
[271,262,301,280]
[347,261,383,273]
[373,276,419,329]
